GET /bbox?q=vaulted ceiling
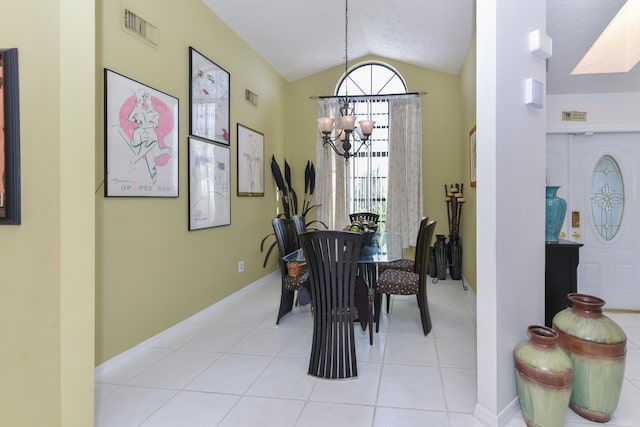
[203,0,640,95]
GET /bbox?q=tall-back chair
[292,215,307,236]
[298,230,363,379]
[272,217,308,324]
[349,212,380,223]
[378,216,429,312]
[376,220,436,335]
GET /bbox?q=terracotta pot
[552,293,627,423]
[286,261,307,277]
[514,325,574,427]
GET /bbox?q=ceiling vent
[245,89,259,107]
[123,8,159,47]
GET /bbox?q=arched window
[336,63,407,222]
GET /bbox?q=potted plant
[260,156,326,267]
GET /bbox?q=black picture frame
[0,48,21,225]
[104,69,179,197]
[188,137,231,230]
[189,47,230,146]
[237,123,264,197]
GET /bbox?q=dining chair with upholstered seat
[349,212,380,224]
[272,217,309,324]
[375,219,436,335]
[378,216,429,312]
[298,230,365,379]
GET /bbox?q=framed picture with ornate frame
[469,125,477,187]
[104,69,179,197]
[237,123,264,197]
[189,47,230,146]
[0,48,21,225]
[188,137,231,230]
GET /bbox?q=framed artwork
[469,125,477,187]
[0,48,21,224]
[188,137,231,230]
[104,69,179,197]
[237,124,264,196]
[189,47,230,145]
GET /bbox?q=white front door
[567,133,640,310]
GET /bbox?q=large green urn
[552,293,627,423]
[514,325,574,427]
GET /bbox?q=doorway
[547,132,640,310]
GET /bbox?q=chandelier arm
[351,139,369,157]
[323,139,344,157]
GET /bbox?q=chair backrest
[416,219,436,336]
[292,215,307,235]
[417,220,437,287]
[272,218,299,269]
[298,230,363,379]
[349,212,380,223]
[412,216,429,273]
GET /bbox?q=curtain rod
[309,91,427,101]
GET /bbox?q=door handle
[572,232,581,238]
[559,232,566,238]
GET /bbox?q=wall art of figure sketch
[189,47,230,145]
[188,137,231,230]
[237,124,264,196]
[104,69,178,197]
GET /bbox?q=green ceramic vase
[514,325,574,427]
[552,293,627,423]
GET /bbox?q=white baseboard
[95,270,279,378]
[474,397,520,427]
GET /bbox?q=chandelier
[317,0,375,163]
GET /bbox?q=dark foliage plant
[260,156,326,267]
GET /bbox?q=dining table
[283,231,404,328]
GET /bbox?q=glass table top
[283,232,404,264]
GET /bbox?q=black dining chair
[292,215,329,235]
[378,216,429,312]
[272,217,309,324]
[292,215,307,236]
[375,220,436,335]
[349,212,380,223]
[298,230,365,379]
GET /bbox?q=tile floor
[95,271,640,427]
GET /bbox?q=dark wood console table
[545,239,583,327]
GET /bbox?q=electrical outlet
[238,261,244,273]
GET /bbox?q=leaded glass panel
[590,155,624,240]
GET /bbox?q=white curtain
[386,96,423,248]
[315,99,350,230]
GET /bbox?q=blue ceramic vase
[546,186,567,243]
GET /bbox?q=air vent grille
[123,8,159,46]
[245,89,259,107]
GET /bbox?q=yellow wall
[95,0,287,363]
[284,56,464,237]
[0,0,95,426]
[459,35,477,291]
[0,0,477,424]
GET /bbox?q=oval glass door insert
[590,155,624,240]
